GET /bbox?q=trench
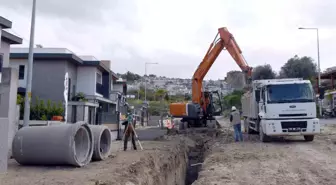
[185,141,206,185]
[93,131,217,185]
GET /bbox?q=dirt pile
[192,124,336,185]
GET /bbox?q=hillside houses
[127,75,233,96]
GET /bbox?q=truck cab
[242,78,320,142]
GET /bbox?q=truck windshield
[267,83,314,103]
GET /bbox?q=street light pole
[144,62,158,102]
[144,64,147,101]
[23,0,37,127]
[298,27,322,117]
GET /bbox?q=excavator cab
[210,90,223,116]
[202,90,222,118]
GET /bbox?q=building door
[71,105,76,123]
[96,104,102,125]
[88,107,92,124]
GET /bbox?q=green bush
[18,95,65,120]
[41,114,47,121]
[222,90,245,110]
[128,99,169,116]
[148,101,168,116]
[71,92,88,102]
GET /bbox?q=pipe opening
[99,129,112,155]
[74,127,90,164]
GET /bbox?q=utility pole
[23,0,37,127]
[144,62,158,102]
[298,27,322,117]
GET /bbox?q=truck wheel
[259,124,271,142]
[304,135,314,142]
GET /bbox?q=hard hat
[231,106,237,111]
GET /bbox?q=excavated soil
[193,122,336,185]
[0,137,195,185]
[2,121,336,185]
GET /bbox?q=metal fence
[96,112,118,125]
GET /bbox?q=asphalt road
[119,118,335,141]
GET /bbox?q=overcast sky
[0,0,335,80]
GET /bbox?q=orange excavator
[169,27,253,129]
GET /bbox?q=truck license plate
[288,128,301,131]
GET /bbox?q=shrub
[18,95,65,121]
[71,92,87,102]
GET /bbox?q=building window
[19,65,25,80]
[96,72,102,84]
[68,78,71,101]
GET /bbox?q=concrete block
[0,68,18,173]
[84,106,89,123]
[7,105,19,158]
[67,105,73,123]
[0,118,9,173]
[76,105,84,121]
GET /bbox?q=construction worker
[123,112,137,151]
[230,106,243,142]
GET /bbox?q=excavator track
[170,118,220,135]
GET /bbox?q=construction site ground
[193,121,336,185]
[1,119,336,185]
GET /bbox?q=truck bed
[241,92,258,119]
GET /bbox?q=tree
[155,89,167,101]
[222,90,245,110]
[279,55,317,79]
[118,71,141,82]
[148,101,168,116]
[164,93,169,101]
[252,64,276,80]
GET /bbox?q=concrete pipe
[12,121,94,167]
[89,125,112,161]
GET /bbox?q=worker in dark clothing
[123,112,137,151]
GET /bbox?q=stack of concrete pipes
[11,121,112,167]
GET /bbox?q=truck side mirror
[319,87,325,100]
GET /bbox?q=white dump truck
[241,78,320,142]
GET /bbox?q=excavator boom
[192,27,252,104]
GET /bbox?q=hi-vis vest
[231,110,241,125]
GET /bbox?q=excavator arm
[192,27,252,104]
[169,27,252,120]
